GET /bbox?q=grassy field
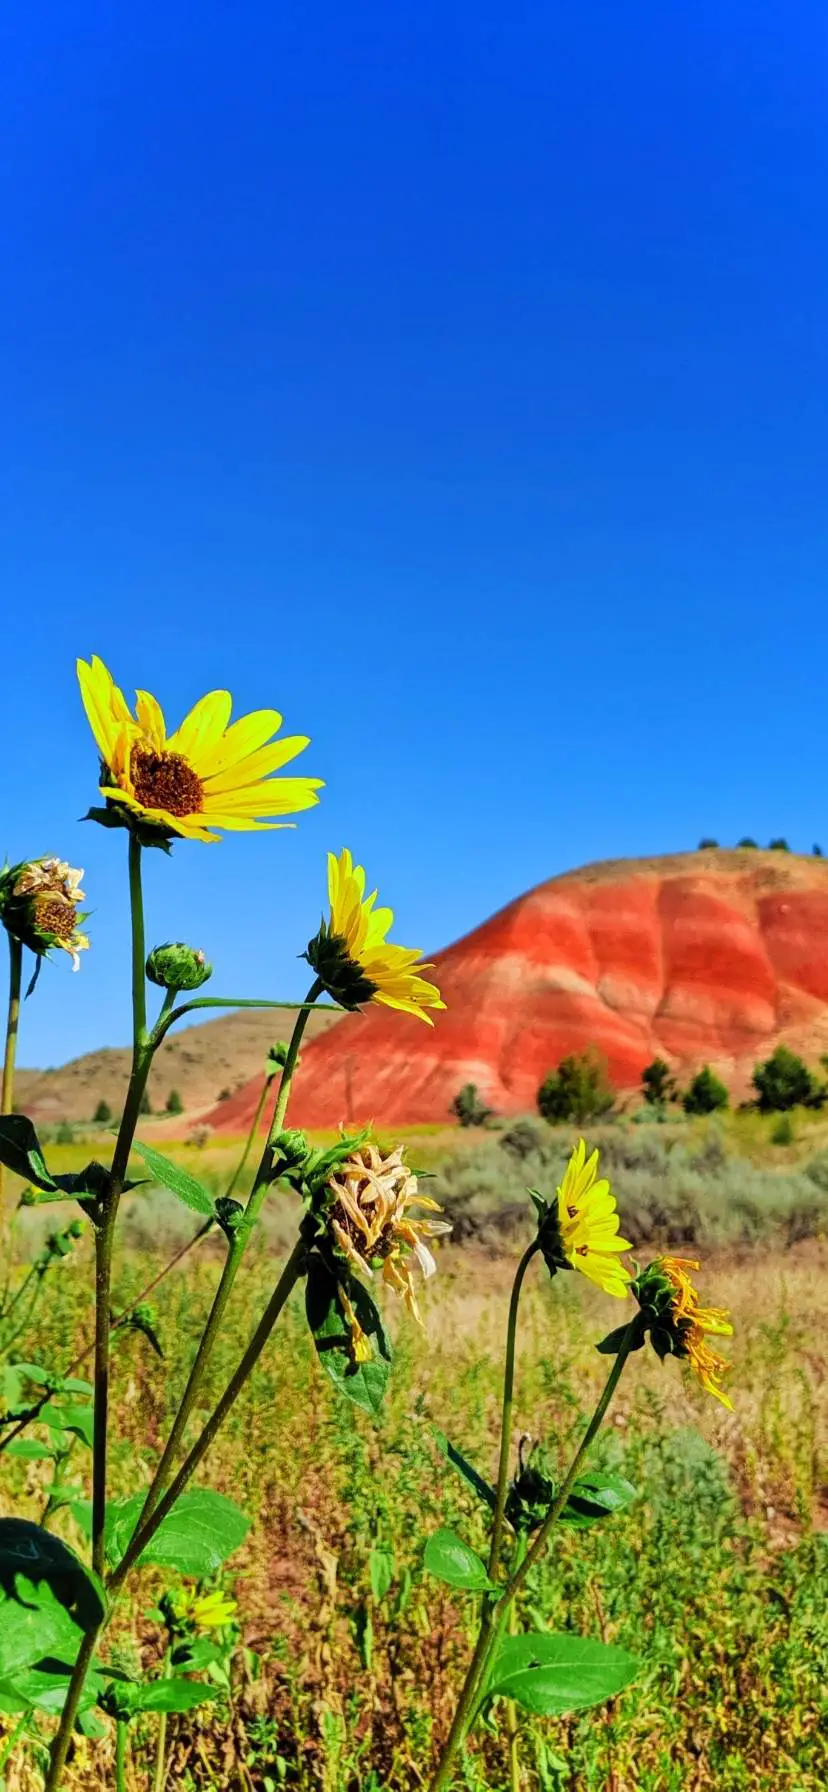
[2,1121,827,1790]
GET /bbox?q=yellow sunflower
[556,1139,633,1298]
[167,1587,237,1631]
[653,1256,734,1410]
[306,848,445,1023]
[77,655,322,843]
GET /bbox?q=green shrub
[449,1083,493,1127]
[682,1066,729,1116]
[55,1120,74,1144]
[139,1089,152,1115]
[537,1047,615,1126]
[771,1114,795,1146]
[641,1057,677,1107]
[697,837,719,849]
[165,1088,184,1116]
[93,1098,112,1124]
[769,837,791,851]
[752,1045,821,1112]
[737,836,758,848]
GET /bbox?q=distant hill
[16,1005,341,1126]
[206,849,828,1132]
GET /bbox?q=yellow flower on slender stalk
[306,848,446,1023]
[77,654,323,843]
[555,1139,633,1298]
[325,1141,451,1327]
[649,1256,734,1410]
[167,1587,238,1631]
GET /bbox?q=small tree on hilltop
[752,1045,818,1112]
[697,838,719,850]
[737,837,758,849]
[139,1089,152,1116]
[769,838,791,852]
[682,1066,729,1116]
[93,1098,112,1124]
[641,1057,677,1108]
[450,1083,493,1127]
[165,1088,184,1116]
[538,1048,615,1126]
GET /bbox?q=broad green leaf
[0,1577,84,1680]
[5,1440,56,1461]
[0,1116,55,1191]
[423,1528,495,1593]
[561,1472,638,1528]
[123,1676,219,1715]
[487,1632,638,1715]
[106,1489,249,1576]
[431,1426,496,1512]
[131,1142,215,1216]
[305,1256,392,1416]
[0,1661,106,1716]
[369,1548,395,1602]
[42,1403,94,1450]
[0,1520,105,1638]
[171,1637,225,1672]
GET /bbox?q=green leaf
[368,1548,395,1603]
[0,1116,57,1191]
[561,1472,638,1528]
[41,1403,94,1449]
[105,1489,249,1576]
[5,1440,57,1461]
[305,1256,392,1416]
[486,1633,638,1715]
[0,1578,84,1680]
[422,1528,495,1592]
[0,1520,105,1639]
[131,1142,215,1216]
[431,1426,496,1512]
[0,1661,106,1716]
[123,1676,219,1715]
[171,1637,225,1672]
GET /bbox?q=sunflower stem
[123,980,322,1551]
[0,932,23,1236]
[487,1241,539,1579]
[44,835,152,1792]
[429,1324,637,1790]
[152,992,340,1045]
[115,1718,127,1792]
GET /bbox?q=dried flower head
[0,857,89,971]
[324,1141,451,1325]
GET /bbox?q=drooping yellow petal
[166,690,233,765]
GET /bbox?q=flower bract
[77,655,322,844]
[306,848,446,1023]
[555,1139,632,1297]
[634,1256,734,1409]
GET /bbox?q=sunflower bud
[0,858,90,973]
[270,1128,310,1173]
[304,921,377,1009]
[506,1446,558,1533]
[146,942,212,991]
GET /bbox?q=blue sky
[1,2,827,1064]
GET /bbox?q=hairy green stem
[153,991,339,1046]
[44,836,152,1792]
[110,1232,308,1592]
[487,1241,539,1578]
[126,981,321,1543]
[0,932,23,1234]
[152,1652,172,1792]
[115,1717,127,1792]
[429,1323,636,1790]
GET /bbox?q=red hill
[207,850,828,1132]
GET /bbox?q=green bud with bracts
[146,942,213,990]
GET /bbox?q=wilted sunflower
[0,858,89,971]
[306,848,445,1023]
[554,1139,632,1298]
[636,1256,734,1409]
[77,655,322,843]
[324,1141,451,1328]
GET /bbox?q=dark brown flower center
[32,896,76,941]
[130,747,203,818]
[329,1200,396,1261]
